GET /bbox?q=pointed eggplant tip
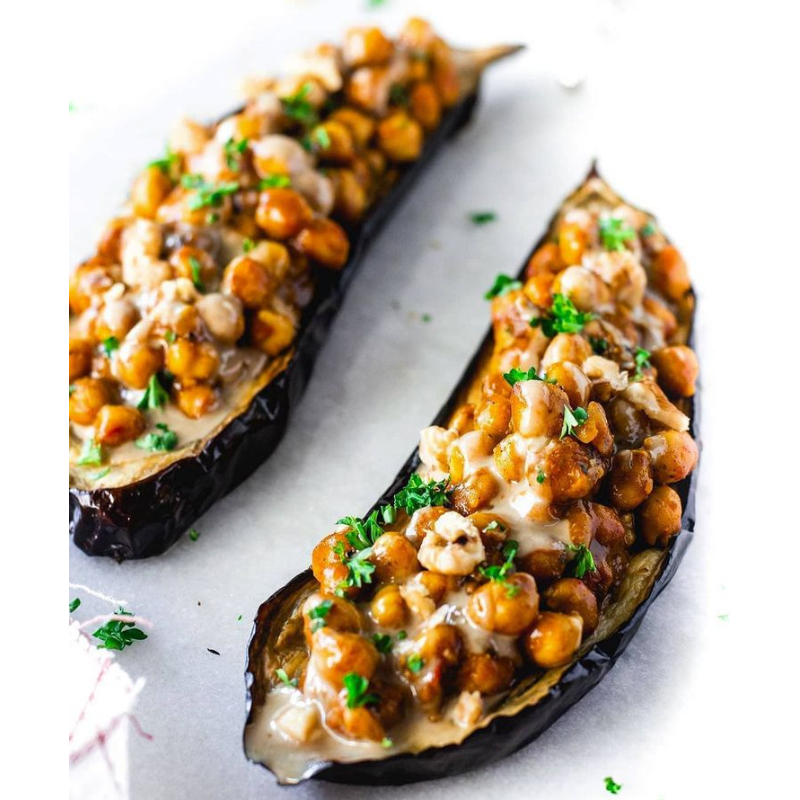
[466,42,526,70]
[587,159,601,180]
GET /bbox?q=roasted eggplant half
[69,19,522,559]
[244,166,699,785]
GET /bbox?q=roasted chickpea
[69,338,93,382]
[165,339,220,383]
[526,242,562,277]
[292,218,350,269]
[250,309,296,355]
[450,468,499,516]
[330,705,384,743]
[376,112,423,162]
[343,26,394,67]
[544,438,606,503]
[493,434,525,482]
[69,262,116,314]
[94,296,140,342]
[642,295,678,340]
[69,378,111,425]
[346,66,391,113]
[329,108,376,148]
[370,585,408,629]
[93,405,145,447]
[644,430,698,484]
[523,273,555,308]
[543,578,599,635]
[96,218,128,262]
[457,653,515,695]
[311,531,353,596]
[398,17,436,53]
[302,593,362,644]
[311,628,380,687]
[169,246,217,290]
[312,120,355,164]
[409,82,442,131]
[255,188,313,240]
[553,266,609,312]
[638,485,682,547]
[114,342,164,390]
[168,117,210,156]
[468,573,539,635]
[651,345,699,397]
[196,293,245,344]
[222,256,274,308]
[405,505,449,547]
[370,532,419,584]
[541,333,593,369]
[510,380,568,438]
[573,400,614,457]
[651,245,691,301]
[417,624,462,668]
[558,222,588,266]
[414,571,458,603]
[546,362,591,409]
[173,383,219,419]
[329,168,368,223]
[474,395,512,438]
[524,611,583,668]
[131,166,172,219]
[450,403,475,435]
[609,449,654,511]
[517,546,568,584]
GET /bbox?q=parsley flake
[536,470,546,484]
[393,474,451,515]
[641,221,657,237]
[381,737,394,748]
[135,423,178,452]
[633,347,651,379]
[242,238,255,253]
[76,438,104,466]
[566,543,597,578]
[93,608,148,651]
[484,273,522,299]
[188,528,201,542]
[406,654,425,674]
[281,83,318,127]
[343,672,378,708]
[309,600,333,632]
[599,217,636,252]
[69,598,81,613]
[380,504,396,524]
[181,174,239,210]
[137,373,169,410]
[503,366,555,387]
[372,633,393,654]
[92,467,111,481]
[479,540,520,597]
[101,336,120,357]
[604,776,622,794]
[560,405,589,439]
[259,174,292,189]
[530,293,595,337]
[148,147,179,176]
[276,668,299,688]
[389,83,409,107]
[589,336,609,354]
[223,137,249,171]
[470,211,497,225]
[188,255,205,292]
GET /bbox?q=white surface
[67,1,799,798]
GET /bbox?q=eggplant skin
[69,92,480,561]
[243,166,699,784]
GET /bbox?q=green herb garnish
[396,630,407,640]
[242,238,255,253]
[484,520,506,533]
[92,467,111,481]
[101,336,119,357]
[309,600,333,632]
[470,211,497,225]
[589,336,609,354]
[188,528,200,542]
[259,174,292,189]
[69,598,81,613]
[276,668,299,688]
[381,737,393,748]
[406,654,425,674]
[310,126,331,150]
[188,256,205,292]
[599,217,636,252]
[536,470,546,484]
[181,174,239,210]
[641,221,657,237]
[338,511,385,550]
[530,293,595,337]
[372,633,393,654]
[484,273,522,300]
[380,504,396,524]
[393,474,451,515]
[77,438,104,466]
[478,540,520,597]
[281,82,318,127]
[165,330,177,344]
[633,347,651,379]
[223,137,249,171]
[135,423,178,452]
[503,366,555,387]
[148,147,179,176]
[560,405,589,439]
[137,374,169,410]
[93,608,148,651]
[604,776,622,795]
[566,543,597,578]
[389,83,409,106]
[343,672,378,708]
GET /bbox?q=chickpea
[250,309,296,356]
[166,339,220,384]
[405,505,449,547]
[168,117,210,156]
[169,246,217,290]
[370,532,419,584]
[609,449,654,511]
[523,272,555,308]
[292,218,350,269]
[417,624,463,667]
[311,628,380,687]
[95,296,139,342]
[450,468,499,516]
[69,338,93,382]
[222,256,275,309]
[93,405,145,447]
[651,245,691,301]
[112,342,163,390]
[450,403,475,435]
[493,434,525,482]
[313,120,355,164]
[330,705,385,743]
[248,240,292,281]
[468,573,539,635]
[195,293,245,344]
[526,242,562,278]
[329,168,368,223]
[69,262,116,314]
[544,438,605,503]
[343,27,394,67]
[173,383,219,419]
[131,166,172,219]
[543,579,599,635]
[376,112,424,162]
[474,395,512,438]
[302,593,362,644]
[651,345,699,398]
[573,400,614,457]
[541,333,593,369]
[371,679,406,728]
[642,295,678,340]
[255,188,313,240]
[553,266,609,312]
[409,82,442,132]
[414,570,458,603]
[346,66,392,114]
[558,222,588,266]
[69,378,111,426]
[517,546,568,584]
[524,611,583,668]
[638,485,683,547]
[447,431,495,483]
[96,218,128,262]
[511,380,568,438]
[311,531,353,596]
[399,17,436,53]
[329,108,376,148]
[546,362,591,409]
[644,430,698,485]
[457,653,515,695]
[370,585,408,629]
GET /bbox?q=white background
[42,0,800,797]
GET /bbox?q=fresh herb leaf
[310,126,331,149]
[604,776,622,795]
[242,238,255,253]
[389,83,409,106]
[148,147,179,176]
[530,293,596,337]
[188,528,200,542]
[69,384,76,396]
[76,438,104,466]
[484,273,522,300]
[181,174,239,210]
[484,520,506,533]
[343,672,378,708]
[223,137,249,171]
[470,211,497,225]
[536,470,546,484]
[479,540,520,597]
[237,614,243,621]
[396,630,407,640]
[641,221,657,237]
[502,366,555,387]
[101,336,119,356]
[165,330,177,344]
[560,405,589,439]
[338,511,385,550]
[259,174,292,189]
[372,633,393,654]
[137,373,169,410]
[93,608,148,651]
[188,256,205,292]
[421,313,432,323]
[381,737,393,748]
[566,543,597,578]
[135,422,178,452]
[380,504,396,524]
[333,526,378,595]
[633,347,651,379]
[92,467,111,481]
[406,654,425,674]
[281,83,318,127]
[589,336,609,354]
[276,668,299,688]
[309,600,333,632]
[393,474,451,515]
[69,598,81,613]
[599,217,636,252]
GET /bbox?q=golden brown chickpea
[644,430,698,484]
[255,188,313,240]
[331,705,385,743]
[493,435,525,482]
[591,503,626,548]
[96,218,128,262]
[638,485,683,547]
[526,242,563,278]
[651,245,691,301]
[474,395,512,438]
[173,384,219,419]
[450,468,499,516]
[468,573,539,636]
[346,66,391,113]
[543,578,599,635]
[250,309,296,356]
[69,378,111,426]
[544,438,606,503]
[195,293,245,344]
[343,26,394,67]
[523,272,555,308]
[517,546,568,584]
[302,593,362,645]
[114,342,164,390]
[313,120,355,164]
[398,17,436,53]
[417,624,463,667]
[311,531,353,597]
[69,262,116,314]
[328,108,376,148]
[510,380,568,438]
[292,218,350,269]
[94,296,140,342]
[131,166,173,219]
[69,338,93,382]
[311,628,380,687]
[573,400,614,457]
[329,168,368,223]
[545,362,591,409]
[651,345,699,397]
[169,246,217,289]
[609,449,654,511]
[165,339,220,384]
[450,403,475,435]
[415,571,458,603]
[409,82,442,132]
[541,333,593,369]
[483,371,513,398]
[524,611,583,668]
[370,585,408,629]
[93,405,145,447]
[370,533,419,584]
[457,653,515,695]
[222,256,275,309]
[558,222,588,266]
[376,112,424,162]
[642,295,678,340]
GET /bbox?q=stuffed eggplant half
[244,168,699,785]
[69,19,521,559]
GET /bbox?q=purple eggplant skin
[69,92,481,561]
[243,166,699,784]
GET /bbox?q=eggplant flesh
[69,41,522,560]
[243,167,698,785]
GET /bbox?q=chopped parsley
[389,83,409,107]
[503,366,554,387]
[590,336,609,354]
[338,511,385,550]
[380,504,396,524]
[633,347,651,379]
[188,255,205,292]
[135,422,178,452]
[333,545,375,595]
[223,137,248,171]
[641,221,657,237]
[343,672,378,708]
[137,373,169,410]
[276,668,299,688]
[101,336,119,357]
[242,238,255,253]
[604,776,622,794]
[484,273,522,300]
[560,405,589,439]
[280,83,318,127]
[484,520,506,533]
[536,470,546,484]
[599,217,636,252]
[303,125,331,151]
[421,313,432,323]
[165,330,177,344]
[259,173,292,189]
[470,211,497,225]
[181,174,239,210]
[188,528,201,542]
[69,598,81,613]
[479,540,520,597]
[396,630,407,640]
[381,737,393,748]
[148,147,179,176]
[406,654,425,673]
[393,474,451,515]
[309,599,333,632]
[92,467,111,481]
[93,608,148,651]
[69,384,76,396]
[566,543,597,578]
[76,438,104,466]
[372,633,393,654]
[530,293,595,337]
